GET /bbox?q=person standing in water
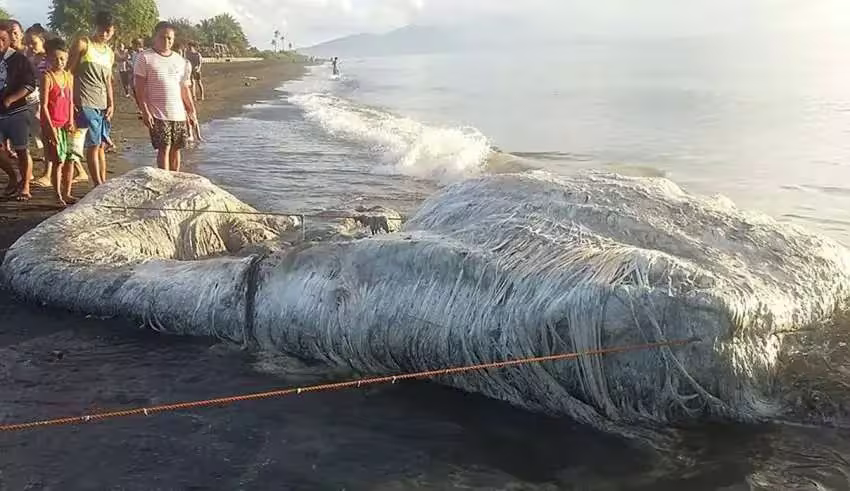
[332,56,339,75]
[134,21,196,172]
[68,11,116,187]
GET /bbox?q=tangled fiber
[4,167,850,428]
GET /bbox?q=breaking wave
[289,93,491,183]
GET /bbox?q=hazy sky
[3,0,849,48]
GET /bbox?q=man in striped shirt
[134,21,197,172]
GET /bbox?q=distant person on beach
[116,42,132,98]
[130,38,144,63]
[186,42,204,101]
[40,38,77,206]
[0,21,37,200]
[128,38,144,101]
[68,11,116,187]
[184,47,203,145]
[332,57,339,75]
[134,21,197,172]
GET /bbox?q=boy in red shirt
[40,38,77,206]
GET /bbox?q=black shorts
[119,71,131,88]
[191,70,202,82]
[0,110,30,150]
[150,119,188,150]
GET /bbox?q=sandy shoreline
[0,58,602,490]
[0,59,307,238]
[0,59,658,490]
[0,58,819,490]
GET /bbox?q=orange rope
[0,338,696,432]
[96,205,405,221]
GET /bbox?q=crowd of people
[0,12,206,206]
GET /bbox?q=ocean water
[192,35,850,245]
[176,38,850,488]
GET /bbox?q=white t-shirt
[134,49,191,121]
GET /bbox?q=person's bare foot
[16,190,31,202]
[56,195,67,207]
[62,195,78,204]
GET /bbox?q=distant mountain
[301,24,508,57]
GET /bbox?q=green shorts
[52,128,71,163]
[48,128,83,164]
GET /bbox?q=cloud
[3,0,425,47]
[5,0,850,49]
[157,0,429,47]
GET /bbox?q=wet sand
[0,58,626,490]
[0,59,307,218]
[1,60,845,490]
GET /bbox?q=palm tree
[273,29,281,52]
[271,38,278,52]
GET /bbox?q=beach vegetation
[169,17,202,47]
[48,0,158,43]
[197,14,249,56]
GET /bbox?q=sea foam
[290,93,490,183]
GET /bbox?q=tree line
[4,0,257,56]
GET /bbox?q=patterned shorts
[150,119,188,150]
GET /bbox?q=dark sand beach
[0,58,622,491]
[0,59,816,491]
